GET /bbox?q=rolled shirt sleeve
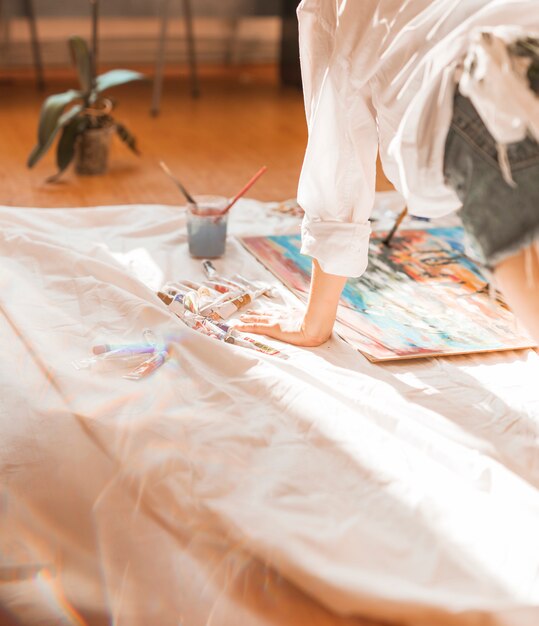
[297,0,379,278]
[301,218,372,277]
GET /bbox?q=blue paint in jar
[187,195,229,259]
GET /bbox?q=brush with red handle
[217,166,268,216]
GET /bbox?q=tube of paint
[158,289,197,315]
[162,286,194,310]
[96,347,161,362]
[169,281,219,308]
[158,291,188,318]
[198,318,272,356]
[202,280,238,294]
[162,282,188,295]
[201,319,274,355]
[175,279,202,291]
[162,282,208,310]
[200,319,230,341]
[183,291,199,314]
[205,274,246,292]
[201,261,275,297]
[92,344,159,356]
[180,312,227,337]
[182,316,249,347]
[201,261,257,291]
[202,260,219,280]
[197,286,221,309]
[198,286,249,312]
[72,352,151,372]
[226,334,271,353]
[123,349,169,380]
[199,288,265,321]
[231,274,277,298]
[178,315,284,358]
[214,321,284,357]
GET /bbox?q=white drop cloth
[0,197,538,626]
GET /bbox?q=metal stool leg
[182,0,199,98]
[151,0,170,116]
[0,0,7,66]
[23,0,44,90]
[0,1,14,85]
[224,17,241,66]
[151,0,199,115]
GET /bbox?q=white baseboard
[0,16,281,67]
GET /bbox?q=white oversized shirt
[297,0,539,277]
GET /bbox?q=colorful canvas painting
[240,228,535,361]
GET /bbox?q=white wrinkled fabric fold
[1,201,539,626]
[298,0,539,229]
[459,29,539,147]
[459,28,539,186]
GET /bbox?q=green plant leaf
[27,101,84,167]
[95,69,145,94]
[37,90,82,145]
[47,116,89,182]
[68,36,93,95]
[57,103,84,128]
[115,122,140,155]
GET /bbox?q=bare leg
[494,243,539,344]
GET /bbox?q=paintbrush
[383,207,408,247]
[159,161,198,206]
[217,166,268,215]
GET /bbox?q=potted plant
[27,1,144,180]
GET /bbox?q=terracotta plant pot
[75,125,114,176]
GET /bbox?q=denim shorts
[443,91,539,269]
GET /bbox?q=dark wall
[12,1,284,18]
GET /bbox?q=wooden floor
[0,65,392,208]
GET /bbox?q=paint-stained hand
[235,310,332,348]
[237,259,345,348]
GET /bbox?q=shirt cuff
[300,216,371,278]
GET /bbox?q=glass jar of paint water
[186,195,229,259]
